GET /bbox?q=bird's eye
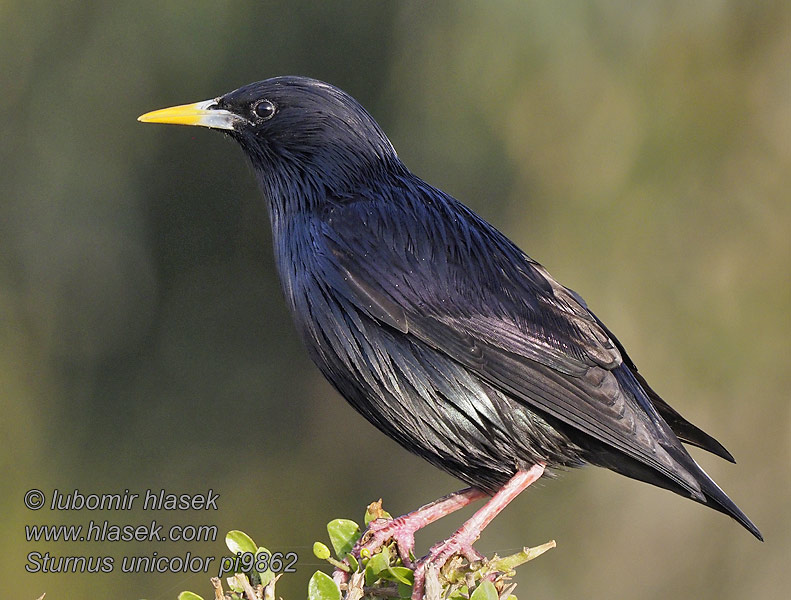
[253,100,276,121]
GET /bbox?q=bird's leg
[411,464,545,600]
[354,487,489,566]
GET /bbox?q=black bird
[139,76,761,594]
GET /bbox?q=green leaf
[383,566,413,585]
[367,547,390,576]
[365,547,391,585]
[327,519,361,558]
[364,564,377,588]
[397,581,413,598]
[225,530,258,555]
[470,580,499,600]
[313,541,331,560]
[364,502,392,526]
[226,574,244,594]
[308,570,341,600]
[257,546,275,587]
[488,540,556,573]
[347,554,359,571]
[178,592,204,600]
[448,587,469,600]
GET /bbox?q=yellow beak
[138,99,242,131]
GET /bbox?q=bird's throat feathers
[236,129,407,230]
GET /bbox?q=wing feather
[314,193,705,496]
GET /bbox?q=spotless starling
[139,76,761,595]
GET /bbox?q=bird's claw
[354,516,417,566]
[411,537,485,600]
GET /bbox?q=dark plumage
[139,76,761,541]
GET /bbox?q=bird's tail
[689,458,763,541]
[587,437,763,541]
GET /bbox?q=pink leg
[356,487,488,565]
[411,464,545,600]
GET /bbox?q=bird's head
[139,76,402,201]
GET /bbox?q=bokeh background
[3,2,789,599]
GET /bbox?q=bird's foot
[410,465,545,600]
[411,534,485,600]
[352,488,487,567]
[355,514,419,566]
[331,515,416,592]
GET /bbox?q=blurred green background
[3,2,789,599]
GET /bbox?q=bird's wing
[584,308,735,462]
[312,193,704,497]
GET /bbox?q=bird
[139,76,762,596]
